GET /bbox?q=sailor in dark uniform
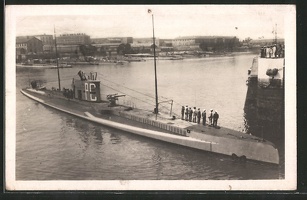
[213,111,219,127]
[208,109,214,126]
[188,107,193,122]
[181,106,185,120]
[202,109,206,126]
[197,108,201,124]
[185,106,189,121]
[193,107,197,123]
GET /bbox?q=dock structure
[249,57,258,79]
[248,56,284,89]
[245,55,284,142]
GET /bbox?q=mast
[272,23,277,45]
[54,26,61,91]
[275,23,277,44]
[152,13,159,119]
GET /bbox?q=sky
[7,5,294,41]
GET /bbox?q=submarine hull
[20,88,279,164]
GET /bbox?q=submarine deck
[20,88,280,164]
[23,88,271,145]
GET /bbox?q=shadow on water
[63,115,123,146]
[94,127,103,145]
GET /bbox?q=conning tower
[73,70,101,102]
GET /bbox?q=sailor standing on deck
[197,108,201,124]
[185,106,189,121]
[208,109,214,126]
[202,109,206,126]
[188,107,193,122]
[181,106,185,120]
[213,111,219,127]
[193,107,197,123]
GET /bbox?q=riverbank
[16,63,72,69]
[17,51,259,68]
[128,51,257,61]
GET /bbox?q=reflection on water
[16,54,284,180]
[93,127,103,145]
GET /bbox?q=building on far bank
[56,45,80,57]
[16,36,44,53]
[34,34,54,52]
[159,39,174,52]
[53,33,91,57]
[172,36,239,51]
[57,33,91,45]
[91,37,133,45]
[16,36,43,62]
[34,34,53,45]
[131,37,160,53]
[91,37,133,58]
[132,37,159,47]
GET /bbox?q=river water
[15,53,284,180]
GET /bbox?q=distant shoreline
[16,51,260,68]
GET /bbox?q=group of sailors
[260,44,284,58]
[62,87,74,99]
[181,106,219,127]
